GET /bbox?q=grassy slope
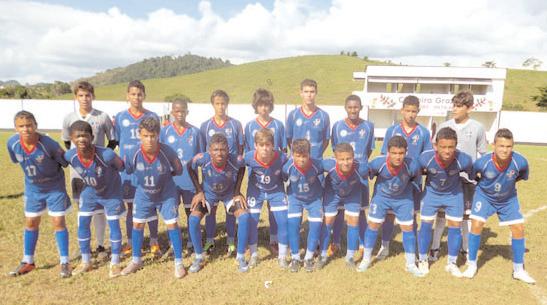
[58,55,547,112]
[1,131,546,305]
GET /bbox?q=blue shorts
[324,192,362,218]
[24,187,71,217]
[470,191,523,226]
[133,195,179,224]
[368,194,414,226]
[122,178,136,202]
[420,190,463,222]
[287,196,323,223]
[78,196,126,220]
[247,187,288,215]
[176,187,195,209]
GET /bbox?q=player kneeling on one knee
[462,129,535,284]
[416,127,473,277]
[188,133,250,273]
[120,117,187,279]
[65,121,127,278]
[359,136,424,277]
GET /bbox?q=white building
[352,65,507,141]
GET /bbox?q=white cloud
[1,0,546,83]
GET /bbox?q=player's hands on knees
[233,194,247,210]
[191,191,206,211]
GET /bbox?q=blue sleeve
[517,156,529,181]
[236,120,244,147]
[418,152,428,169]
[114,113,121,141]
[165,145,183,176]
[47,138,68,167]
[330,122,338,151]
[244,151,253,166]
[422,128,433,151]
[369,122,376,151]
[7,137,18,163]
[285,110,294,144]
[472,157,484,180]
[278,121,287,150]
[199,121,208,149]
[196,127,205,153]
[159,127,167,143]
[381,126,393,155]
[323,111,331,141]
[244,121,252,152]
[124,149,135,174]
[236,155,245,169]
[368,158,380,179]
[358,160,368,178]
[191,153,205,171]
[105,148,125,171]
[282,160,290,181]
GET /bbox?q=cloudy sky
[1,0,546,84]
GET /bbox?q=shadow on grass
[0,192,24,200]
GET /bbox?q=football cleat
[278,258,289,270]
[72,262,93,275]
[315,256,328,270]
[189,257,205,273]
[174,262,186,279]
[237,258,249,273]
[109,263,122,278]
[445,263,463,278]
[121,261,143,276]
[60,263,72,278]
[204,241,215,254]
[345,257,357,269]
[303,259,314,272]
[428,248,440,262]
[405,264,426,278]
[512,270,536,284]
[8,262,35,277]
[375,245,390,261]
[289,259,300,273]
[356,258,371,273]
[248,255,259,269]
[226,243,236,257]
[462,264,477,279]
[418,260,429,275]
[95,245,109,262]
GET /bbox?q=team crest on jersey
[208,130,216,137]
[225,128,233,137]
[296,119,302,126]
[157,164,164,173]
[122,119,130,127]
[359,128,366,138]
[485,171,496,179]
[290,175,299,182]
[187,135,193,144]
[506,170,516,179]
[95,166,103,177]
[35,154,44,164]
[340,130,348,137]
[313,119,321,126]
[168,135,176,144]
[136,162,145,171]
[15,153,23,162]
[207,169,212,177]
[411,135,419,145]
[429,168,437,175]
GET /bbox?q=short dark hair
[69,120,93,137]
[334,143,354,155]
[210,89,229,104]
[436,127,458,143]
[388,135,408,150]
[14,110,37,125]
[172,97,191,109]
[345,94,362,106]
[73,81,95,96]
[291,139,310,155]
[128,80,146,94]
[254,128,274,145]
[138,117,160,134]
[209,133,228,149]
[452,90,474,108]
[402,95,420,108]
[252,88,274,114]
[495,128,513,142]
[300,79,317,90]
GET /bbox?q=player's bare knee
[133,222,145,230]
[325,216,335,225]
[346,215,359,226]
[166,223,178,230]
[510,223,525,239]
[446,220,461,228]
[367,221,380,230]
[470,220,484,234]
[400,224,413,232]
[51,216,66,230]
[25,216,41,230]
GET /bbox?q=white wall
[1,99,546,144]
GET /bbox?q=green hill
[61,55,546,111]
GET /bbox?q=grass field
[1,131,546,305]
[57,55,547,112]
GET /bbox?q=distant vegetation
[0,81,71,99]
[78,54,232,86]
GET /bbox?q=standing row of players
[7,79,534,283]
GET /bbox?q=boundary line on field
[524,204,547,304]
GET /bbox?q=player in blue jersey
[200,89,244,253]
[377,95,432,260]
[329,95,375,258]
[286,79,330,160]
[283,139,324,272]
[245,129,289,269]
[7,111,72,278]
[187,134,250,272]
[416,127,472,277]
[244,89,287,255]
[358,136,424,277]
[160,98,204,254]
[317,143,368,270]
[114,80,161,258]
[64,121,126,278]
[462,129,535,284]
[120,117,186,278]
